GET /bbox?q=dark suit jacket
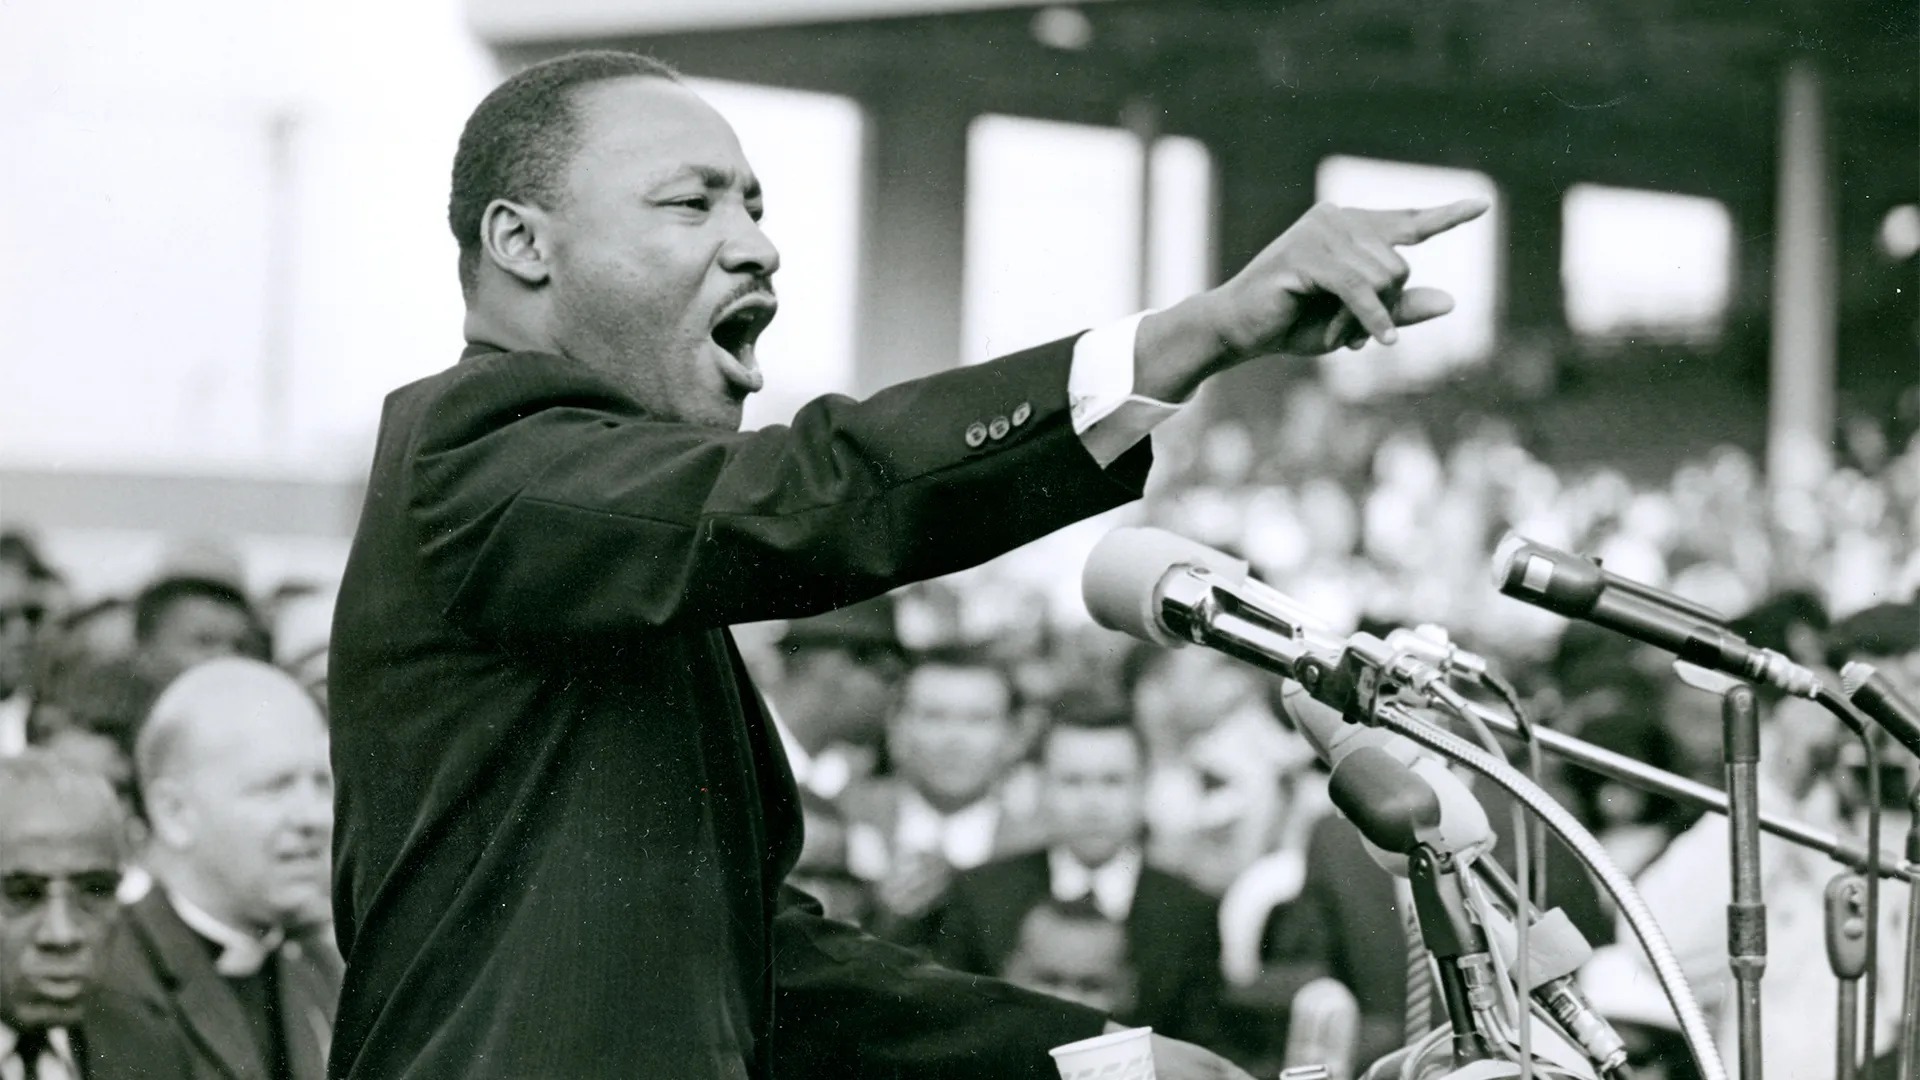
[915,851,1227,1047]
[61,986,195,1080]
[97,893,340,1080]
[328,338,1150,1079]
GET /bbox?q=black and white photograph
[0,1,1915,1078]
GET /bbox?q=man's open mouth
[709,294,777,359]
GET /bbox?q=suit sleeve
[920,880,996,976]
[771,885,1106,1080]
[406,335,1150,647]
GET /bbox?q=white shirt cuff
[1069,311,1186,468]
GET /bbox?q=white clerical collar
[1048,846,1142,922]
[0,694,29,758]
[0,1021,76,1077]
[897,788,1001,870]
[165,890,284,977]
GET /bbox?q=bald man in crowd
[0,753,190,1080]
[96,659,340,1080]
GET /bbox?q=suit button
[965,422,988,448]
[988,416,1011,440]
[1011,401,1032,427]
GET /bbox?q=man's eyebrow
[659,165,762,201]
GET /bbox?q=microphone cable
[1373,700,1725,1080]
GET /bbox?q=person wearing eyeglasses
[0,752,191,1080]
[0,547,51,758]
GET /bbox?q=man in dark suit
[0,753,191,1080]
[916,709,1228,1048]
[326,48,1485,1080]
[838,648,1051,937]
[99,660,340,1080]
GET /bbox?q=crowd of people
[0,404,1915,1079]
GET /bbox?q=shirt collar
[0,1022,76,1074]
[165,890,284,977]
[897,788,1001,870]
[1048,846,1142,921]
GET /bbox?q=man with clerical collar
[916,705,1229,1050]
[0,752,190,1080]
[97,658,340,1080]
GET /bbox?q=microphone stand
[1827,874,1869,1080]
[1408,844,1499,1069]
[1444,695,1910,884]
[1899,782,1920,1080]
[1722,685,1766,1080]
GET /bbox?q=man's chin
[11,996,87,1030]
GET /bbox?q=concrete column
[1199,125,1324,424]
[852,87,969,394]
[1767,57,1838,488]
[1501,177,1565,340]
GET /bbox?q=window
[1562,183,1733,346]
[1313,155,1501,399]
[963,114,1212,363]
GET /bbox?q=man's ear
[479,198,553,287]
[142,778,194,851]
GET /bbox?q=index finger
[1361,198,1490,245]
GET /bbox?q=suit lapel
[276,946,332,1080]
[128,895,264,1080]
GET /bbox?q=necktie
[6,1029,74,1080]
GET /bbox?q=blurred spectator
[1827,600,1920,699]
[267,587,336,714]
[1729,588,1830,667]
[915,707,1225,1046]
[1581,688,1906,1078]
[0,549,50,755]
[131,578,269,685]
[1251,810,1414,1073]
[839,646,1043,934]
[768,596,907,801]
[0,752,192,1079]
[1560,711,1690,885]
[997,900,1136,1014]
[100,659,339,1080]
[50,600,139,674]
[25,657,157,818]
[1126,644,1312,894]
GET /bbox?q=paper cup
[1048,1026,1156,1080]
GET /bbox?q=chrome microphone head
[1081,526,1246,646]
[1841,661,1876,698]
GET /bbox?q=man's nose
[36,890,85,950]
[291,777,335,833]
[720,212,780,278]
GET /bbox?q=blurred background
[0,0,1913,631]
[1,3,1914,1075]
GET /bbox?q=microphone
[1842,662,1920,760]
[1493,533,1822,698]
[1083,526,1347,689]
[1326,735,1626,1076]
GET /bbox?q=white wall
[0,0,497,480]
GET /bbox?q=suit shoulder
[1139,866,1220,913]
[952,850,1050,894]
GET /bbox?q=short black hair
[132,575,258,645]
[902,643,1022,716]
[0,528,57,582]
[449,50,681,296]
[1040,699,1146,764]
[1828,601,1920,666]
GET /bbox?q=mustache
[720,277,777,309]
